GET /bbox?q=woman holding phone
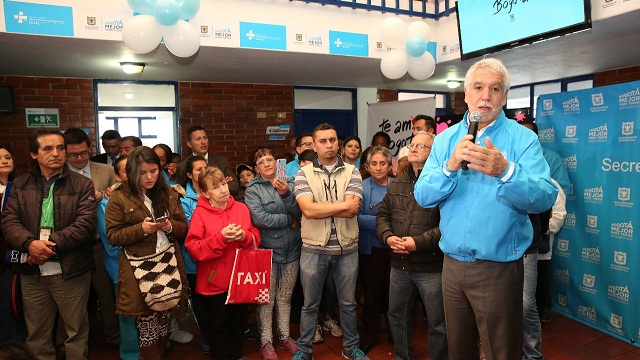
[106,146,189,359]
[244,148,302,360]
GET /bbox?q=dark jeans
[204,292,248,360]
[187,274,209,340]
[536,259,551,315]
[359,247,390,336]
[0,268,27,343]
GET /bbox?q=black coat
[376,169,443,273]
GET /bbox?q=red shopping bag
[225,246,272,304]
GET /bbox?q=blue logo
[239,22,286,50]
[329,31,368,57]
[4,1,74,36]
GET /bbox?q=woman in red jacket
[185,166,260,360]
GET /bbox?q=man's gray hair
[464,58,511,93]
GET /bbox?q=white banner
[366,97,435,157]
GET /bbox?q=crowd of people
[0,58,567,360]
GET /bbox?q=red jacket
[185,195,260,296]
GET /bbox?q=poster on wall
[366,97,435,157]
[536,80,639,347]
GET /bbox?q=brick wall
[177,82,293,168]
[594,66,640,87]
[0,76,294,174]
[0,76,95,174]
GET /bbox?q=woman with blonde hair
[185,166,261,360]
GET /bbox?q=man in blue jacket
[414,58,557,360]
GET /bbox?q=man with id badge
[2,129,96,360]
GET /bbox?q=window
[398,91,449,116]
[505,75,594,118]
[94,81,179,153]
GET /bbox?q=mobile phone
[276,159,287,181]
[153,215,169,223]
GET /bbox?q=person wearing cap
[236,163,255,202]
[396,115,436,160]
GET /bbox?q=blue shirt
[358,177,390,254]
[415,111,557,262]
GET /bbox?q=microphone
[461,111,482,170]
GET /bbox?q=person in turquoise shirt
[96,156,140,360]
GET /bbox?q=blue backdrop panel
[536,81,639,347]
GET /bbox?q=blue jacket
[358,177,390,255]
[244,176,302,264]
[542,147,571,196]
[415,111,557,262]
[178,182,198,274]
[97,194,121,284]
[285,154,300,178]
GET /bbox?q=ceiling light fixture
[120,62,145,74]
[447,80,461,89]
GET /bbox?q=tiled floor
[87,305,640,360]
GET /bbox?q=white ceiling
[1,9,639,93]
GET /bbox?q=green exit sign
[26,108,60,128]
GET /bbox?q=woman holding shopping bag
[185,166,261,360]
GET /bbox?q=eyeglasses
[67,150,90,159]
[256,157,275,166]
[299,141,313,148]
[405,143,431,151]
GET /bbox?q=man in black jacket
[376,132,448,360]
[1,129,96,360]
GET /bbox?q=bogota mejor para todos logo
[611,220,633,240]
[538,127,554,142]
[562,154,577,172]
[618,87,640,109]
[563,97,580,114]
[578,305,597,323]
[583,186,603,204]
[564,213,576,229]
[554,268,569,284]
[581,247,600,264]
[588,124,608,142]
[608,284,629,305]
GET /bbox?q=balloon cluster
[379,17,435,81]
[123,0,201,58]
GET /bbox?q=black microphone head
[469,111,482,124]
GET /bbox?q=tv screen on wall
[456,0,591,60]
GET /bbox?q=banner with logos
[366,98,435,158]
[536,81,639,347]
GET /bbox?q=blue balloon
[153,0,180,26]
[127,0,157,15]
[406,36,427,57]
[177,0,200,20]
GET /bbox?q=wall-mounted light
[447,80,461,89]
[120,62,145,74]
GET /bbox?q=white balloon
[380,50,409,80]
[407,52,436,81]
[122,15,163,54]
[163,20,200,57]
[380,17,407,48]
[407,21,432,43]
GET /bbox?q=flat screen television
[456,0,591,60]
